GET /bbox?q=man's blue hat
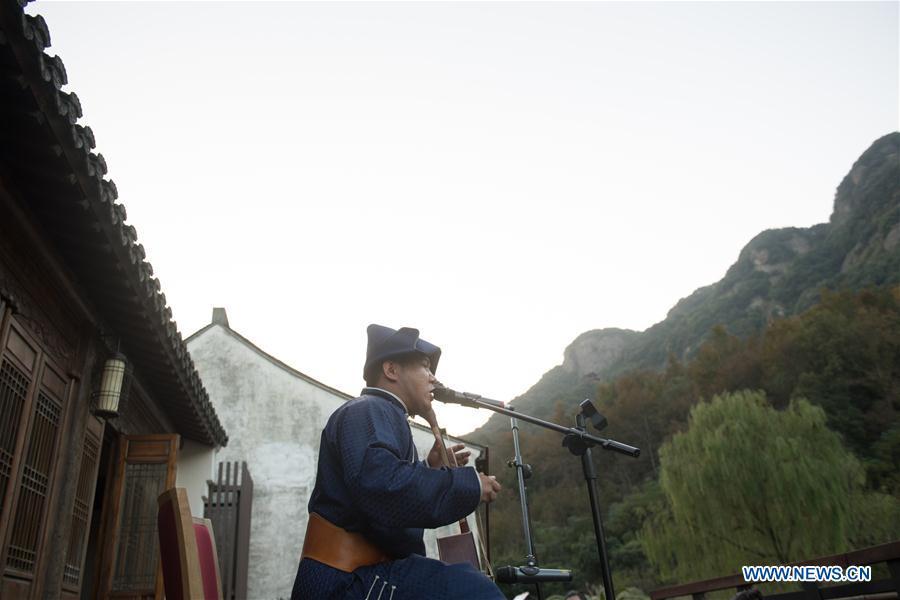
[363,324,441,380]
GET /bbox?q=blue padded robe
[291,388,504,600]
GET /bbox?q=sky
[28,1,899,436]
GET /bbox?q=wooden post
[234,462,252,600]
[888,557,900,594]
[204,461,252,600]
[800,582,821,600]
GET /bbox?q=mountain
[469,132,900,438]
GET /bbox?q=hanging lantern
[92,352,130,418]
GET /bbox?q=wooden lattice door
[96,434,179,600]
[0,314,75,598]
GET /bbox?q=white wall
[189,325,322,600]
[175,438,216,518]
[188,323,486,600]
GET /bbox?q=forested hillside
[475,133,900,597]
[491,288,900,597]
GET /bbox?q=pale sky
[29,1,899,435]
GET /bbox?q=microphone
[432,383,505,409]
[494,565,573,584]
[579,399,608,432]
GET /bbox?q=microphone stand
[507,410,544,600]
[446,394,640,599]
[564,410,616,600]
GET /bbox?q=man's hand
[426,441,472,468]
[479,473,501,504]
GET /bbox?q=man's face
[393,355,436,418]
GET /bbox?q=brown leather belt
[301,512,390,573]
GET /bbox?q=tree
[641,391,863,582]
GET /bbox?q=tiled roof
[0,0,227,446]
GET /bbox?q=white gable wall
[187,323,486,600]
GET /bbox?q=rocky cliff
[469,132,900,437]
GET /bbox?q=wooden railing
[651,541,900,600]
[203,461,253,600]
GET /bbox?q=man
[291,324,505,599]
